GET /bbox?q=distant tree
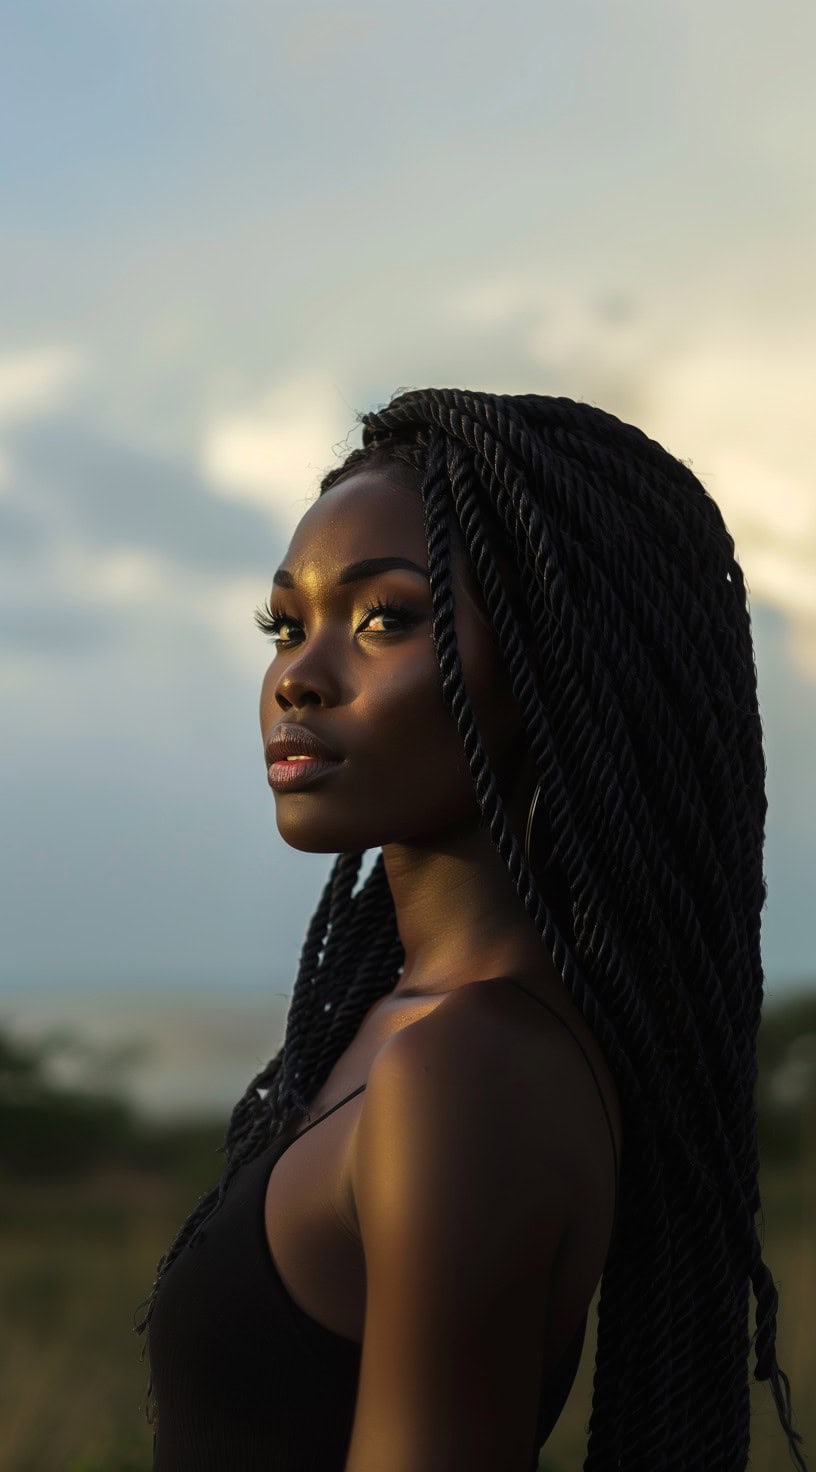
[756,987,816,1166]
[0,986,813,1180]
[0,1024,137,1178]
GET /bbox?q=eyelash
[253,596,420,648]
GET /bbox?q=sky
[1,1,814,1107]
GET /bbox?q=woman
[136,388,807,1471]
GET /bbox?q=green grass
[0,1154,813,1471]
[0,1120,225,1472]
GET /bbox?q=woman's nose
[264,636,344,712]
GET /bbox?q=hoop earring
[524,781,542,868]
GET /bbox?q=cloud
[0,343,86,497]
[651,340,816,680]
[11,414,281,578]
[0,415,283,686]
[0,345,84,424]
[201,371,360,528]
[445,274,816,680]
[442,277,659,424]
[746,545,816,679]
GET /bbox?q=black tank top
[148,980,619,1471]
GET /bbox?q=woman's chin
[274,815,371,855]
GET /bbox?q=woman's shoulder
[440,973,623,1190]
[353,977,615,1254]
[382,974,618,1125]
[352,982,578,1271]
[347,980,607,1471]
[357,972,619,1228]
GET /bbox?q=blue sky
[1,0,814,1051]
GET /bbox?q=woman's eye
[254,605,301,646]
[253,598,420,649]
[361,602,410,636]
[264,615,299,646]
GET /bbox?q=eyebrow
[272,556,430,589]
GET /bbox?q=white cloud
[0,343,85,495]
[448,275,816,680]
[82,546,173,603]
[0,344,84,424]
[446,276,649,371]
[196,573,274,675]
[59,543,266,678]
[786,620,816,683]
[448,276,537,327]
[201,372,359,529]
[743,545,816,619]
[69,543,265,670]
[649,340,816,680]
[706,455,814,544]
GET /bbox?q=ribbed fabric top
[148,981,618,1470]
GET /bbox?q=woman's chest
[263,991,446,1342]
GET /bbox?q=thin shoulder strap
[507,978,620,1230]
[295,1082,367,1140]
[268,1082,368,1166]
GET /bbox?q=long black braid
[134,387,806,1470]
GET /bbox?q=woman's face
[258,461,533,854]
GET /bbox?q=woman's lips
[267,756,344,791]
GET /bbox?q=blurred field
[1,995,814,1472]
[0,1122,225,1472]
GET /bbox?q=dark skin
[259,460,566,1001]
[258,463,622,1470]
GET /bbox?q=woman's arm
[344,1002,577,1472]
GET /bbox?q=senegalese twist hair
[135,387,807,1471]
